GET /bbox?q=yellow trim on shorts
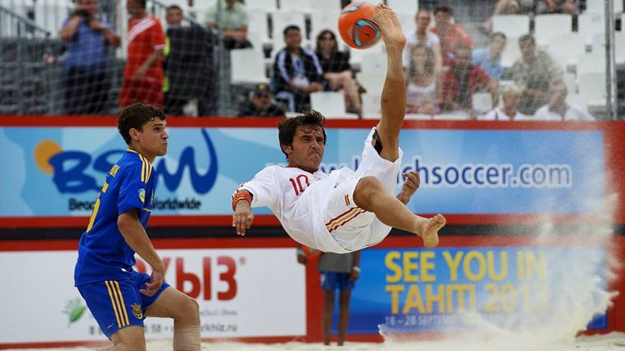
[105,280,130,328]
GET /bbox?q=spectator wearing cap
[238,83,286,117]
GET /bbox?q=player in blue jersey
[74,103,200,350]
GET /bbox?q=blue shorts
[320,271,355,291]
[77,271,170,339]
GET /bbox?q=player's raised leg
[372,4,407,162]
[353,176,444,247]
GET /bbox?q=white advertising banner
[0,248,306,343]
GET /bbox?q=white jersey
[238,128,403,253]
[239,165,355,252]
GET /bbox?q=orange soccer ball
[338,2,381,49]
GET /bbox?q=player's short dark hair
[278,110,327,160]
[519,34,535,45]
[283,25,300,37]
[130,0,146,9]
[491,32,506,41]
[434,5,453,15]
[167,4,182,12]
[118,103,166,145]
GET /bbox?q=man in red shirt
[119,0,166,109]
[442,45,498,117]
[430,5,473,66]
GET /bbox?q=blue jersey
[74,150,157,286]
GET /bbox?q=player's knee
[183,296,201,320]
[354,176,385,207]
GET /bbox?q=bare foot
[416,214,445,248]
[372,4,406,52]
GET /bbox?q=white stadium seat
[310,91,359,119]
[492,15,530,38]
[230,49,268,85]
[534,14,572,46]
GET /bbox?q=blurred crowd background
[0,0,622,121]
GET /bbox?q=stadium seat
[310,10,340,45]
[386,0,418,16]
[578,72,607,104]
[500,36,521,68]
[310,91,358,119]
[615,31,625,65]
[355,51,386,95]
[247,10,271,49]
[586,0,622,14]
[247,0,277,12]
[279,0,312,13]
[578,12,606,44]
[314,0,342,11]
[547,33,586,70]
[271,11,307,45]
[472,92,493,115]
[492,15,530,38]
[577,51,606,76]
[534,14,572,46]
[360,93,381,119]
[230,49,268,85]
[397,12,414,35]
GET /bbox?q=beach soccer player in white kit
[232,4,446,253]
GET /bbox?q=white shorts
[321,128,403,251]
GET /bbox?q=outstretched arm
[232,190,254,236]
[397,171,420,204]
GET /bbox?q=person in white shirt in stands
[404,9,443,74]
[231,4,446,254]
[534,81,595,121]
[481,85,529,120]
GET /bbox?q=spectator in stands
[297,246,361,347]
[481,84,529,120]
[536,0,577,14]
[510,34,563,115]
[165,4,183,28]
[119,0,166,110]
[534,81,595,121]
[163,5,190,116]
[238,83,286,117]
[442,45,498,118]
[481,0,533,32]
[406,44,439,115]
[273,25,326,112]
[472,32,506,80]
[205,0,251,49]
[60,0,120,114]
[430,5,473,66]
[404,9,443,74]
[315,30,361,115]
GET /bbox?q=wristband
[231,191,252,211]
[352,266,361,273]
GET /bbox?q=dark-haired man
[232,5,445,253]
[74,103,200,350]
[273,25,326,112]
[430,5,473,65]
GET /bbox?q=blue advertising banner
[348,246,607,334]
[0,127,605,217]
